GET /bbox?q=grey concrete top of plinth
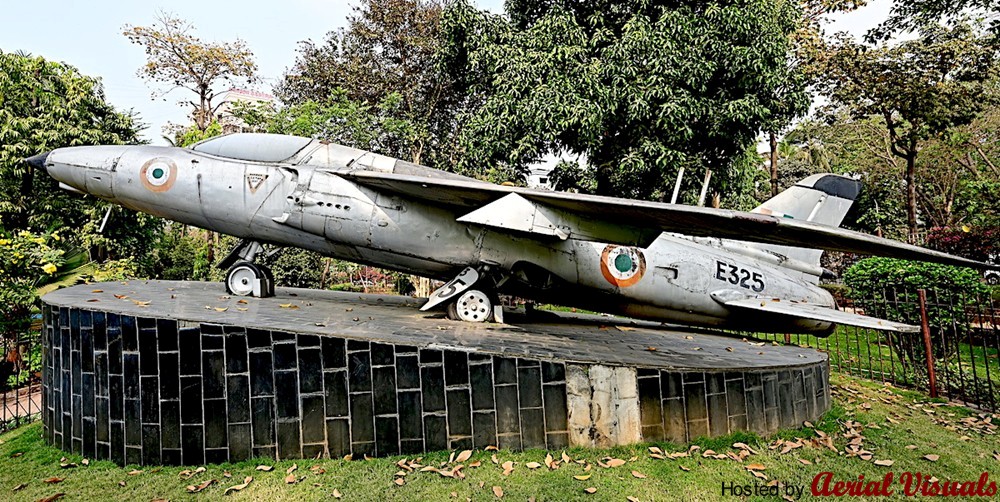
[44,281,826,371]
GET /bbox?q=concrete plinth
[41,281,829,465]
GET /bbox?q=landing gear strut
[219,239,276,298]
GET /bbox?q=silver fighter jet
[27,133,997,335]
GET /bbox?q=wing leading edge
[339,170,997,270]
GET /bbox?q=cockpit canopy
[190,133,314,163]
[189,133,396,170]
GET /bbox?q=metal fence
[0,317,43,434]
[742,287,1000,412]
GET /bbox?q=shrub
[844,257,988,371]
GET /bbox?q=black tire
[259,264,276,297]
[226,261,263,297]
[987,273,1000,286]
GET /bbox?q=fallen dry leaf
[456,450,473,463]
[679,465,691,471]
[394,478,405,486]
[798,458,813,465]
[631,470,647,479]
[649,446,664,455]
[745,463,767,471]
[42,477,64,484]
[574,475,591,481]
[186,479,216,493]
[255,465,273,472]
[604,458,626,468]
[332,489,342,498]
[285,474,299,484]
[287,464,298,475]
[36,494,65,502]
[501,461,514,476]
[924,454,940,462]
[224,476,253,495]
[627,497,640,502]
[874,459,895,467]
[492,486,504,498]
[127,470,143,476]
[905,445,918,450]
[12,483,27,491]
[525,462,542,469]
[562,452,572,463]
[584,487,597,494]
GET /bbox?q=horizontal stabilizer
[719,296,919,333]
[339,170,997,271]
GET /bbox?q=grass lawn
[1,373,999,501]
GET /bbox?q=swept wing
[340,170,996,270]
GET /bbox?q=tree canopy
[124,12,258,132]
[814,21,999,239]
[440,0,809,201]
[276,0,464,167]
[0,51,140,232]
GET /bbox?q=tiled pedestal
[41,281,829,465]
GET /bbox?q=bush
[844,257,988,371]
[844,257,987,326]
[925,226,999,263]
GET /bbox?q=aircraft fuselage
[43,143,836,335]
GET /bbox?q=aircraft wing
[340,170,997,270]
[719,297,920,333]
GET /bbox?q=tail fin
[749,174,862,271]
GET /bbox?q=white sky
[1,0,890,144]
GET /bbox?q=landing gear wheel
[225,261,274,297]
[447,289,495,323]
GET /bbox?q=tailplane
[749,174,862,272]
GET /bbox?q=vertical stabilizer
[749,174,862,272]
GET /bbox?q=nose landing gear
[225,261,275,297]
[220,239,276,298]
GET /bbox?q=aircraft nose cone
[25,151,51,171]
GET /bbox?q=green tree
[814,21,999,240]
[0,51,140,232]
[124,12,258,132]
[877,0,999,38]
[441,0,809,201]
[276,0,464,167]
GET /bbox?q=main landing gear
[219,239,276,298]
[420,266,505,323]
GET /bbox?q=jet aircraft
[26,133,997,335]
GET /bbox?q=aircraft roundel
[600,245,646,287]
[140,157,177,192]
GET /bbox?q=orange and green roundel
[600,245,646,287]
[140,157,177,192]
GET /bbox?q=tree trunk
[905,153,918,243]
[769,131,779,197]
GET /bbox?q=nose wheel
[446,289,497,323]
[225,261,275,298]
